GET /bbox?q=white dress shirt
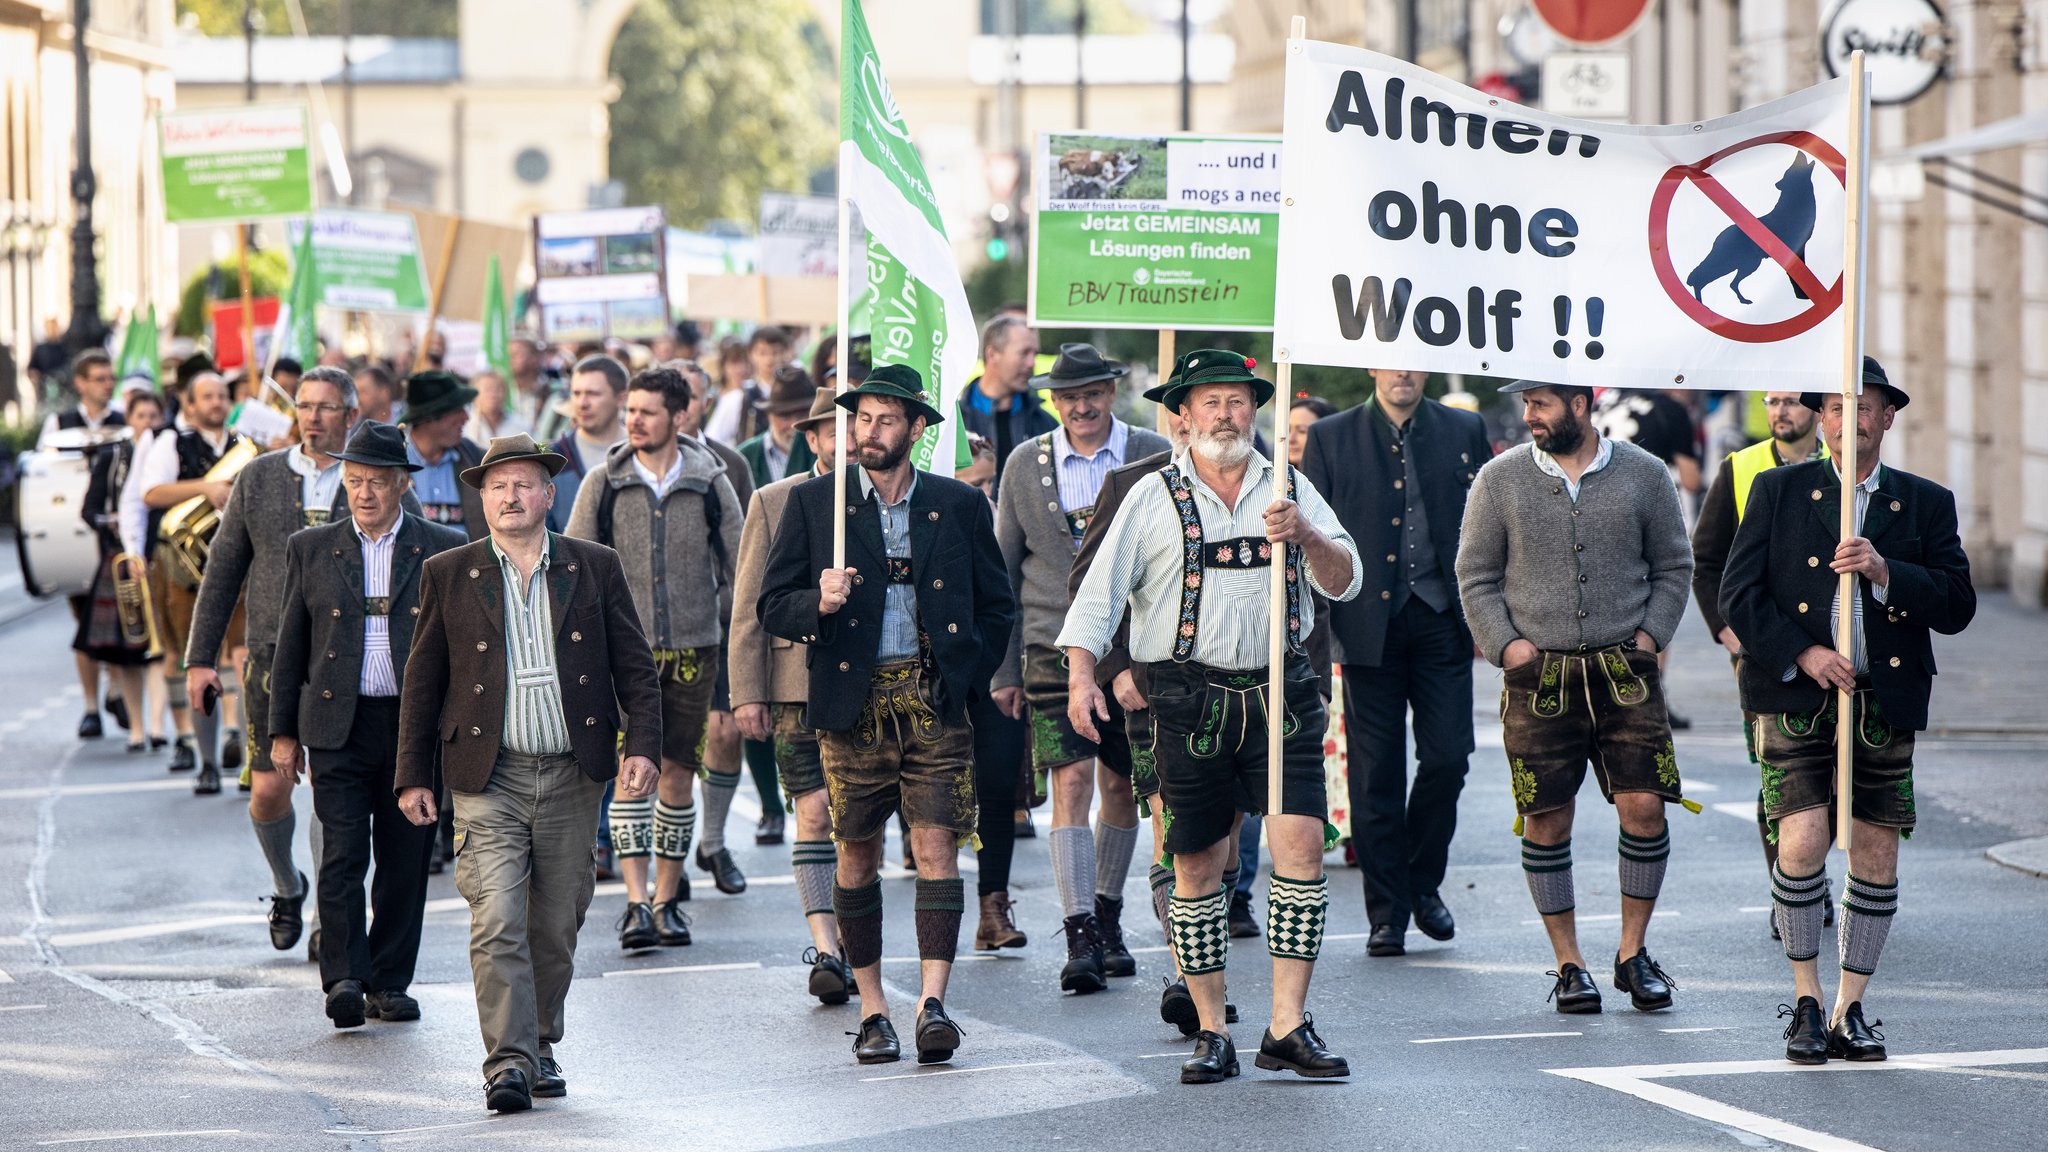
[355,517,401,697]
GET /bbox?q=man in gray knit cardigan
[1457,379,1697,1015]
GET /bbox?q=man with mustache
[1456,380,1696,1015]
[758,365,1014,1066]
[992,343,1170,995]
[1060,349,1361,1085]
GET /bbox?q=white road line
[878,954,1006,964]
[0,966,12,983]
[48,914,266,949]
[1738,905,1771,913]
[1521,912,1680,925]
[0,1003,48,1012]
[0,779,192,801]
[1412,1031,1583,1044]
[1711,801,1759,821]
[37,1132,242,1147]
[1682,780,1719,792]
[861,1060,1057,1083]
[1135,1052,1189,1059]
[324,1119,496,1136]
[1659,1026,1734,1034]
[603,961,763,978]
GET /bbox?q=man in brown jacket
[396,433,662,1114]
[729,386,852,1005]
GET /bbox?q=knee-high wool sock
[1048,826,1095,919]
[1168,888,1229,975]
[834,880,884,969]
[1148,863,1174,935]
[653,800,696,862]
[1266,873,1329,961]
[1618,827,1671,901]
[1094,820,1139,900]
[697,770,740,855]
[251,808,301,898]
[792,840,837,918]
[610,797,654,859]
[1772,863,1829,963]
[1521,837,1575,916]
[915,877,965,963]
[1838,873,1898,976]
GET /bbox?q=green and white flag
[269,219,321,372]
[482,253,512,381]
[115,303,159,387]
[841,0,975,474]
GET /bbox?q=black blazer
[1720,459,1974,731]
[270,513,468,750]
[1301,396,1491,666]
[758,469,1015,733]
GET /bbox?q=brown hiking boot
[975,891,1028,950]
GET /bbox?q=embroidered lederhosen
[1158,462,1303,662]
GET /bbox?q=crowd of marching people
[31,308,1972,1109]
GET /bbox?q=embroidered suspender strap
[1204,537,1275,568]
[1158,462,1305,662]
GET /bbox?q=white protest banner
[1274,43,1855,389]
[759,192,839,277]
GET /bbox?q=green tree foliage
[175,0,456,38]
[608,0,836,230]
[176,249,290,337]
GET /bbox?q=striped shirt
[1053,419,1130,514]
[354,518,401,697]
[1785,461,1889,680]
[1058,448,1363,671]
[857,469,922,662]
[493,535,573,755]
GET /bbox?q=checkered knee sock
[1839,873,1898,976]
[1168,888,1229,976]
[1266,873,1329,961]
[652,800,695,862]
[792,840,837,918]
[1772,863,1829,963]
[610,797,654,860]
[1148,863,1174,935]
[833,880,884,970]
[915,877,965,964]
[1618,826,1671,901]
[1521,837,1574,916]
[697,769,740,855]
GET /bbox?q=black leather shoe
[485,1067,531,1113]
[1256,1013,1350,1078]
[1227,890,1262,938]
[1667,710,1693,730]
[269,872,307,950]
[222,731,243,771]
[851,1014,901,1064]
[696,846,747,894]
[755,809,785,845]
[654,899,692,947]
[1160,978,1198,1036]
[325,979,366,1029]
[915,998,962,1065]
[1412,891,1456,941]
[1014,808,1035,838]
[1614,948,1677,1012]
[1181,1031,1239,1084]
[805,947,853,1005]
[1095,894,1136,977]
[1227,1001,1238,1024]
[169,741,195,773]
[365,989,420,1022]
[1780,997,1829,1064]
[674,870,691,902]
[1059,913,1107,994]
[105,694,129,732]
[617,902,658,951]
[78,712,102,740]
[193,764,222,795]
[1548,963,1603,1014]
[150,735,169,750]
[532,1057,567,1098]
[1828,1002,1886,1061]
[1367,924,1405,957]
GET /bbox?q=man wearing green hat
[1059,349,1361,1085]
[400,370,487,541]
[758,363,1015,1067]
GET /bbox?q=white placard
[1274,43,1857,390]
[758,192,839,278]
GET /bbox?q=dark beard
[1535,414,1585,455]
[859,439,909,473]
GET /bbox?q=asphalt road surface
[2,582,2042,1151]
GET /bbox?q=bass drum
[14,446,100,599]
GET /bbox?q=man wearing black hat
[1060,349,1361,1084]
[400,370,487,540]
[758,364,1015,1066]
[992,343,1169,994]
[737,364,821,491]
[1721,359,1975,1064]
[269,422,466,1029]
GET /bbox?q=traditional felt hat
[793,385,840,431]
[459,432,569,490]
[399,370,479,425]
[833,363,945,427]
[757,367,821,415]
[1153,348,1272,411]
[1029,343,1128,390]
[173,352,219,391]
[331,420,421,472]
[1802,356,1909,412]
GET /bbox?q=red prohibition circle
[1647,131,1850,344]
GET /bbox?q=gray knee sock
[1048,826,1096,919]
[792,840,837,918]
[1521,837,1575,916]
[193,707,220,768]
[1838,873,1897,975]
[1148,863,1174,934]
[697,769,739,854]
[251,809,301,897]
[1618,827,1671,901]
[1772,863,1829,962]
[1094,820,1139,899]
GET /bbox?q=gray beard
[1192,430,1253,467]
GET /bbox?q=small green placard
[1030,132,1282,331]
[160,103,315,224]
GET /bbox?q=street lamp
[64,0,104,355]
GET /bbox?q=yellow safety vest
[1728,437,1827,523]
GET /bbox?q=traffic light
[986,235,1010,262]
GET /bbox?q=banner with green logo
[159,104,316,223]
[285,210,431,314]
[1030,132,1282,331]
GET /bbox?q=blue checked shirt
[858,469,922,662]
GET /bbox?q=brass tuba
[111,551,163,658]
[157,438,260,588]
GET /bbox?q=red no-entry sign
[1531,0,1654,46]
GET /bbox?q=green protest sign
[287,210,431,314]
[1030,132,1281,331]
[159,104,315,223]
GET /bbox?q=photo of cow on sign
[1272,43,1857,391]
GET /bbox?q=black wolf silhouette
[1685,154,1818,306]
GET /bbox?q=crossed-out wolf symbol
[1685,153,1818,306]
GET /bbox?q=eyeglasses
[298,402,351,417]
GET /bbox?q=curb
[1985,837,2048,880]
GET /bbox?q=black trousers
[1343,598,1476,931]
[970,689,1025,896]
[310,696,435,992]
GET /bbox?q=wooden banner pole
[414,217,461,373]
[1266,13,1309,820]
[1834,51,1869,852]
[833,143,853,571]
[236,226,257,380]
[1155,328,1176,435]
